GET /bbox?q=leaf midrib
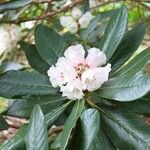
[98,106,150,149]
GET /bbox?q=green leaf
[20,42,49,75]
[35,24,66,65]
[111,47,150,77]
[26,105,49,150]
[80,10,114,42]
[83,0,89,13]
[45,100,72,127]
[99,105,150,150]
[0,70,57,98]
[80,108,100,150]
[8,94,66,118]
[62,32,79,45]
[99,6,128,61]
[96,48,150,101]
[98,72,150,101]
[0,62,23,74]
[113,94,150,116]
[89,128,116,150]
[110,23,146,72]
[0,115,8,131]
[0,0,32,13]
[0,125,27,150]
[60,100,85,150]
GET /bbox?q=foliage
[0,1,150,150]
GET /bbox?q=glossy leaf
[99,6,128,61]
[80,10,114,42]
[100,105,150,150]
[0,0,32,13]
[0,125,27,150]
[26,105,49,150]
[8,94,66,118]
[113,94,150,116]
[80,109,100,150]
[89,128,116,150]
[21,42,49,75]
[45,100,72,127]
[110,23,146,72]
[35,24,66,65]
[0,115,8,131]
[0,62,23,74]
[97,48,150,101]
[60,100,85,150]
[0,70,57,98]
[111,47,150,77]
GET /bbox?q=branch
[0,0,83,24]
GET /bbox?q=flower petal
[86,48,107,68]
[64,44,86,66]
[81,64,111,91]
[79,12,92,29]
[60,16,78,33]
[72,7,83,20]
[61,79,84,100]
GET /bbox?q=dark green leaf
[110,23,146,72]
[62,32,79,45]
[0,115,8,131]
[96,48,150,101]
[111,47,150,77]
[0,125,27,150]
[99,105,150,150]
[89,128,116,150]
[113,94,150,116]
[45,100,72,127]
[80,108,100,150]
[20,42,49,75]
[0,62,23,74]
[26,105,49,150]
[99,6,128,61]
[80,10,114,42]
[0,70,57,98]
[0,0,32,13]
[8,94,66,118]
[35,24,66,65]
[83,0,89,13]
[60,100,85,150]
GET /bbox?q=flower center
[75,63,89,77]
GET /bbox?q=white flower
[47,44,111,100]
[79,12,93,29]
[61,79,84,100]
[64,44,85,66]
[86,48,107,68]
[60,7,93,33]
[60,16,78,33]
[81,64,111,91]
[71,7,82,20]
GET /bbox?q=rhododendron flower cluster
[60,7,92,34]
[47,44,111,100]
[0,24,21,56]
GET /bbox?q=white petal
[79,12,92,29]
[61,79,84,100]
[86,47,107,68]
[71,7,83,19]
[47,66,65,87]
[60,16,78,33]
[81,64,111,91]
[64,44,86,66]
[67,21,78,34]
